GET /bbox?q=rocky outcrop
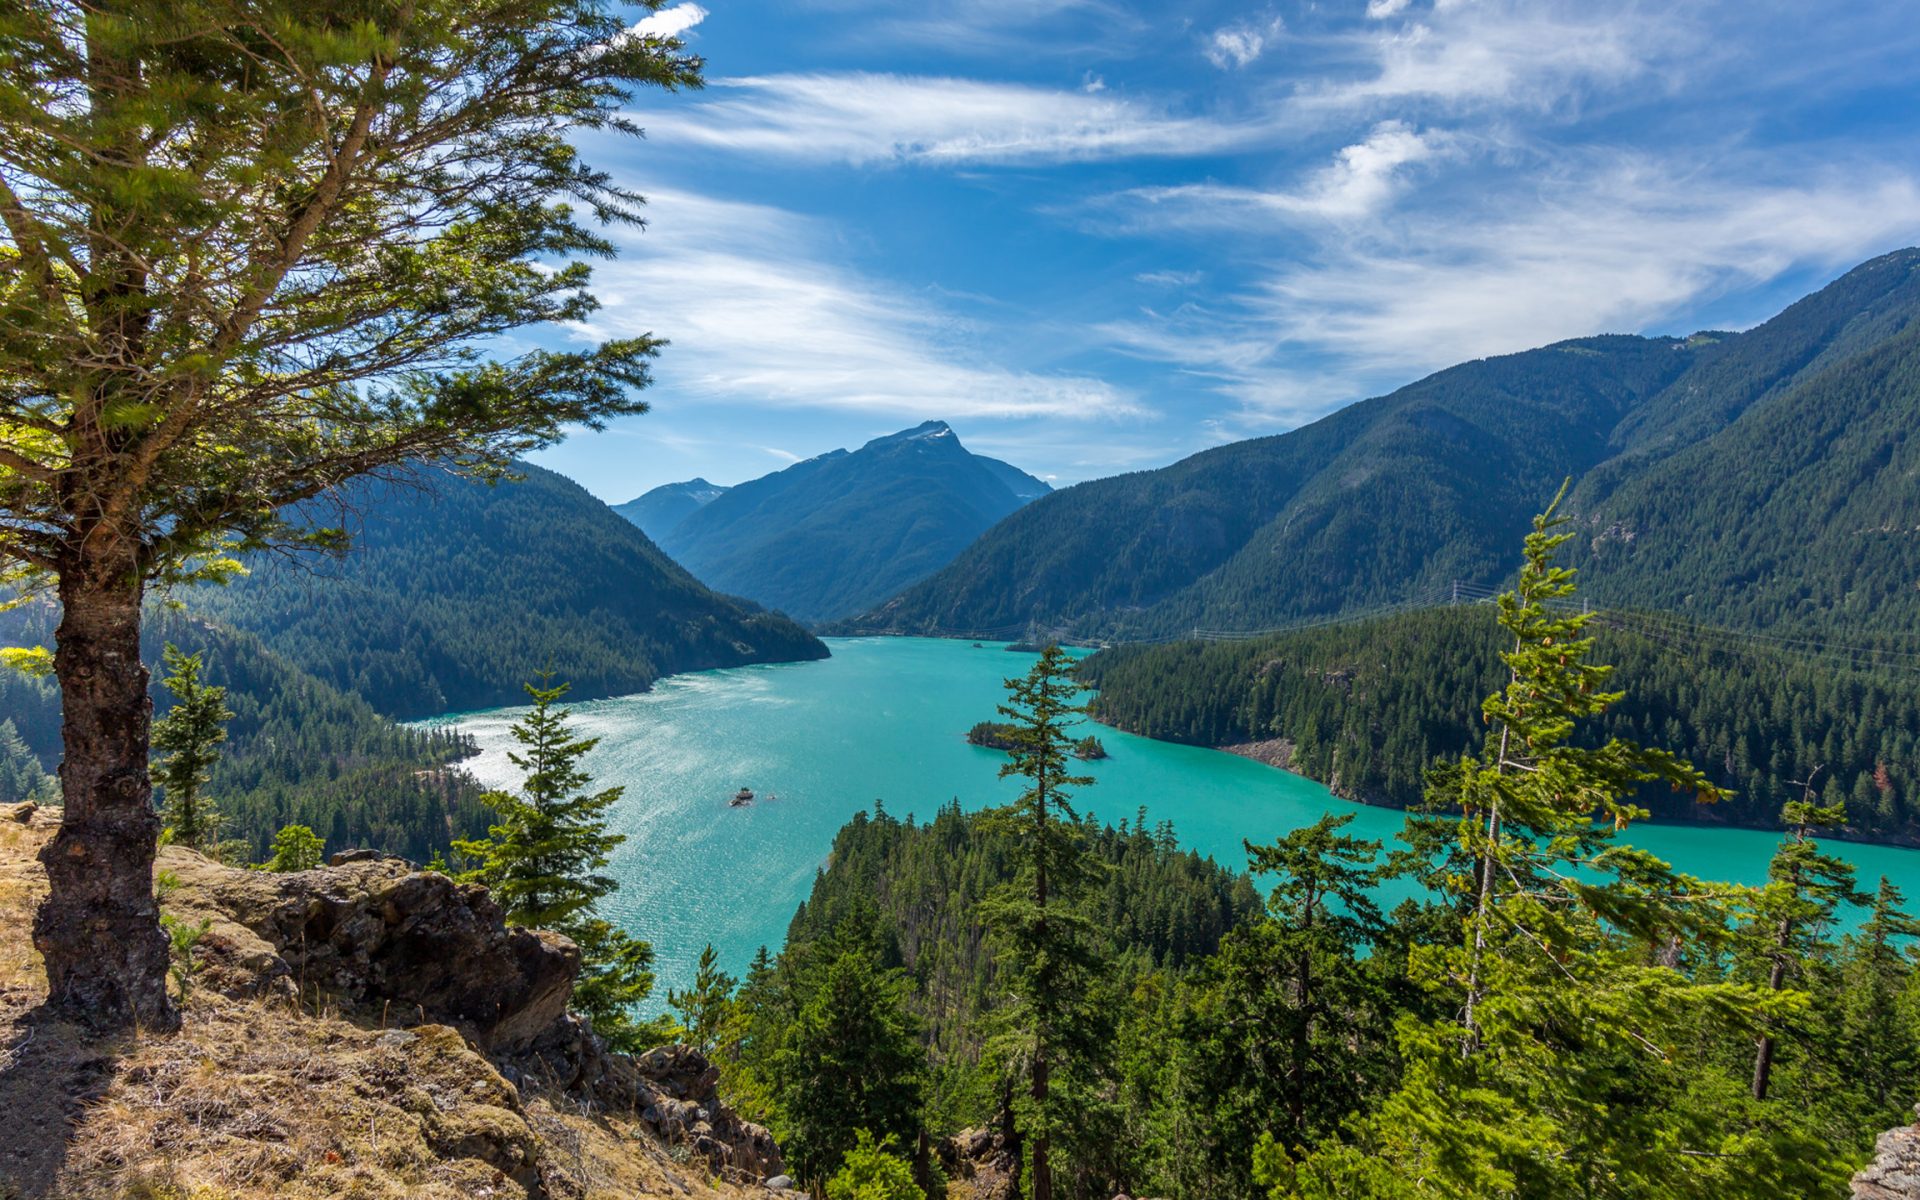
[151,842,785,1183]
[938,1125,1018,1200]
[157,844,577,1052]
[519,1023,783,1182]
[1855,1107,1920,1199]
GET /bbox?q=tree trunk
[1750,919,1790,1101]
[1031,1051,1051,1200]
[33,548,175,1031]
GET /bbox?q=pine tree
[977,645,1110,1200]
[0,0,699,1027]
[1274,487,1851,1198]
[1838,877,1920,1121]
[456,676,661,1048]
[777,931,926,1183]
[669,943,738,1053]
[1746,794,1865,1101]
[0,718,53,805]
[824,1131,925,1200]
[456,677,623,930]
[571,917,673,1054]
[151,644,233,853]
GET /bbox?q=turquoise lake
[421,637,1920,1004]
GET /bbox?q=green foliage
[1277,490,1859,1199]
[455,678,623,930]
[151,644,234,853]
[0,0,706,586]
[1083,604,1920,841]
[261,826,324,873]
[668,944,738,1054]
[186,465,826,720]
[159,914,211,1001]
[571,918,675,1054]
[454,677,662,1049]
[824,1131,925,1200]
[0,600,491,862]
[777,928,927,1183]
[0,717,54,804]
[976,646,1115,1200]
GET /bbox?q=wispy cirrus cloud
[573,189,1135,422]
[1295,0,1688,116]
[636,73,1275,165]
[1111,120,1452,228]
[1098,158,1920,422]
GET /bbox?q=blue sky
[534,0,1920,501]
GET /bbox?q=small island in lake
[968,722,1107,760]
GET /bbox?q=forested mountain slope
[853,248,1920,640]
[658,421,1051,623]
[189,463,827,718]
[0,601,488,859]
[1080,604,1920,842]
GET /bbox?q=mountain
[611,477,731,541]
[188,462,828,719]
[852,248,1920,641]
[654,421,1052,623]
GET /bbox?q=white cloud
[1096,158,1920,418]
[626,2,708,40]
[1299,1,1680,115]
[636,73,1273,165]
[1365,0,1412,18]
[1105,121,1451,227]
[1205,16,1286,70]
[574,189,1135,421]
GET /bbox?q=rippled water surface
[420,637,1920,1004]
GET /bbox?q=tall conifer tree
[0,0,700,1028]
[979,645,1110,1200]
[1269,487,1850,1199]
[456,676,662,1050]
[150,644,232,853]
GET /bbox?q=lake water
[420,637,1920,1004]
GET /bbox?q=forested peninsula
[1080,605,1920,844]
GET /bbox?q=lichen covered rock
[156,844,577,1052]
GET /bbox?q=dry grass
[0,810,759,1200]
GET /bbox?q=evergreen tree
[0,718,53,805]
[151,644,233,853]
[1274,487,1849,1198]
[571,917,673,1054]
[1838,878,1920,1120]
[455,678,623,930]
[0,0,700,1028]
[669,943,738,1053]
[825,1131,925,1200]
[456,677,661,1049]
[1746,795,1866,1101]
[778,931,927,1184]
[261,825,323,873]
[977,645,1111,1200]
